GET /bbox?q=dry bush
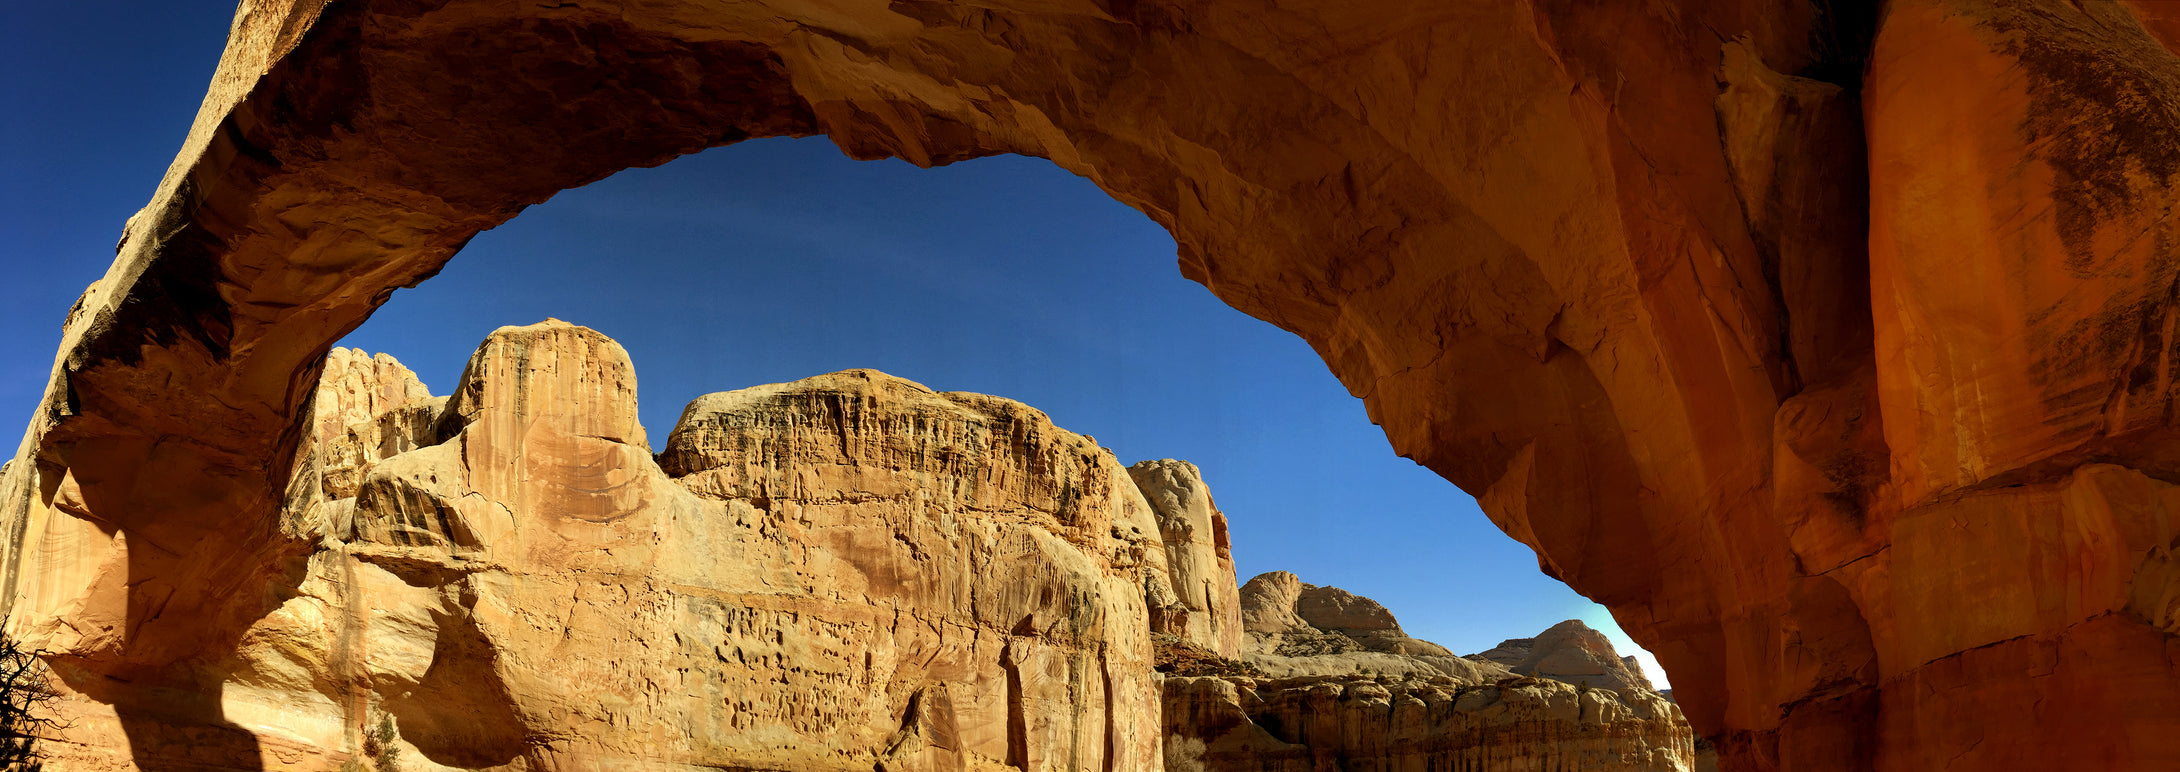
[1152,634,1265,679]
[0,635,61,771]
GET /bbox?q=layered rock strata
[1167,576,1693,771]
[24,322,1176,770]
[17,0,2180,768]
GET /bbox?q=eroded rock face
[13,0,2180,768]
[1239,571,1309,636]
[1168,579,1693,771]
[1295,585,1403,637]
[1128,460,1244,657]
[17,322,1697,770]
[1174,674,1691,772]
[1164,675,1692,772]
[1236,572,1493,682]
[1497,620,1657,695]
[25,323,1174,769]
[303,347,441,501]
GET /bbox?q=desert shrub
[1152,634,1265,679]
[0,634,61,771]
[373,711,400,772]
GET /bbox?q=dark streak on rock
[1983,4,2180,461]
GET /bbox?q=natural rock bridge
[6,0,2180,769]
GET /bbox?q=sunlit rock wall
[1128,459,1243,657]
[21,322,1175,769]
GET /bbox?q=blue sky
[1,4,1666,684]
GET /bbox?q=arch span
[9,1,2180,769]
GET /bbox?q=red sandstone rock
[8,0,2180,769]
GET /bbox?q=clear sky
[1,5,1666,685]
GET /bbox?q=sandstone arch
[8,0,2180,769]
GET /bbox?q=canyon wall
[10,0,2180,769]
[1128,460,1244,658]
[18,323,1690,769]
[25,321,1175,769]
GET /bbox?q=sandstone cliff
[1167,575,1693,771]
[1127,460,1243,658]
[25,322,1176,770]
[17,1,2180,768]
[17,326,1691,770]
